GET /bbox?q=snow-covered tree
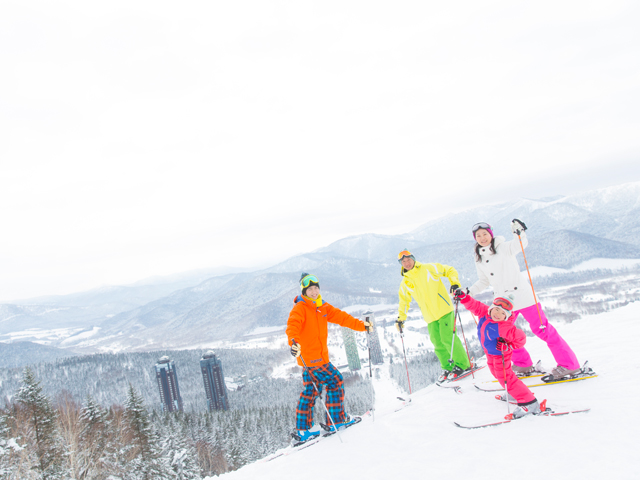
[76,394,115,479]
[15,367,63,479]
[121,384,174,479]
[156,414,201,480]
[0,409,24,478]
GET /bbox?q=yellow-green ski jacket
[398,261,460,323]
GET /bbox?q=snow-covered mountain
[409,181,640,245]
[2,181,639,352]
[0,268,253,340]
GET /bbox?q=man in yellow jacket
[396,250,471,382]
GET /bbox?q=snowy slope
[216,302,639,480]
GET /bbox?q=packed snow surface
[215,302,639,480]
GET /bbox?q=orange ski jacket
[286,295,366,368]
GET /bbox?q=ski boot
[449,365,467,380]
[548,365,582,380]
[512,365,535,375]
[291,424,321,445]
[321,414,362,433]
[508,399,542,420]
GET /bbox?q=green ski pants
[427,311,470,371]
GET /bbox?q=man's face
[401,257,415,270]
[305,285,320,299]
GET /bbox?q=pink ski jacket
[460,294,526,356]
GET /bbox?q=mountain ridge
[2,181,639,351]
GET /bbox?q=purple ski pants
[510,303,580,370]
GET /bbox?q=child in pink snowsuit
[454,290,540,417]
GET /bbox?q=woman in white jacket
[468,220,580,380]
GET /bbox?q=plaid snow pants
[296,362,346,430]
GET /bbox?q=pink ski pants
[487,352,535,404]
[510,303,580,370]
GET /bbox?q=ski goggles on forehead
[493,297,513,311]
[397,250,412,262]
[300,274,319,288]
[472,222,492,233]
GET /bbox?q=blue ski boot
[291,424,321,445]
[321,414,362,433]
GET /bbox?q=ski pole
[515,230,545,331]
[297,347,343,443]
[364,313,375,422]
[398,323,412,395]
[447,299,460,370]
[455,307,475,378]
[500,349,511,417]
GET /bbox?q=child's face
[305,285,320,299]
[490,307,507,321]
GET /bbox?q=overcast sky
[1,1,640,302]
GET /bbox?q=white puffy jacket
[468,232,536,310]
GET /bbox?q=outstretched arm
[326,304,366,332]
[436,263,460,287]
[458,292,489,318]
[507,220,529,255]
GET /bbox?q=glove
[290,340,301,358]
[395,318,405,333]
[452,287,468,300]
[449,284,460,293]
[511,219,527,235]
[496,337,510,352]
[363,320,374,333]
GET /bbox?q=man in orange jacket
[286,272,372,444]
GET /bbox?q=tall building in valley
[342,327,361,371]
[363,311,384,365]
[155,356,184,412]
[200,350,229,411]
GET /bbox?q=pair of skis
[291,412,366,447]
[261,413,367,463]
[455,400,591,429]
[474,361,597,392]
[457,361,596,429]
